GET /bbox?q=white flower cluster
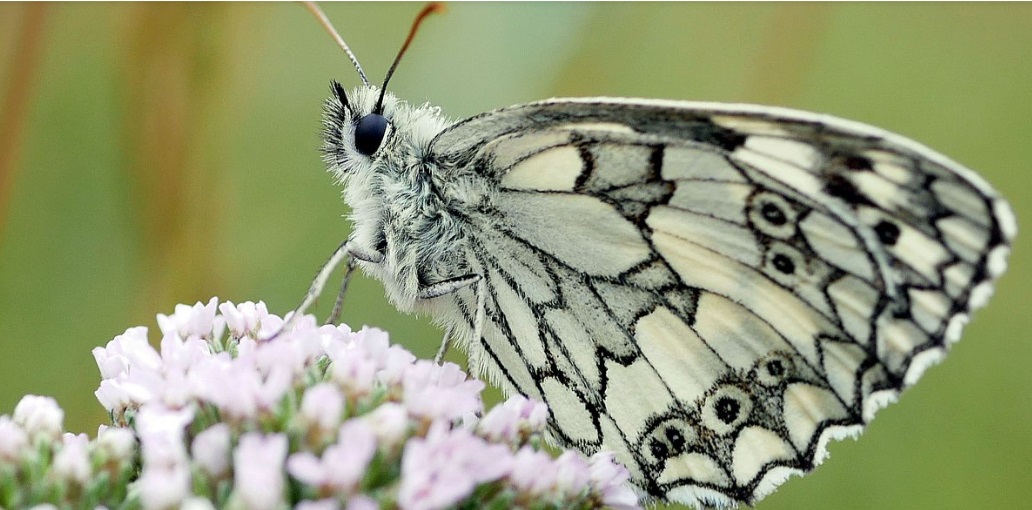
[0,298,639,510]
[0,396,136,509]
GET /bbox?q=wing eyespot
[666,427,688,450]
[761,202,787,226]
[642,417,697,465]
[701,386,753,434]
[748,191,799,239]
[714,397,742,424]
[764,242,806,280]
[874,220,901,246]
[755,352,796,387]
[772,253,796,274]
[649,438,669,460]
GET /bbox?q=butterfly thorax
[326,86,476,312]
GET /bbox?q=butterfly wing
[425,99,1014,507]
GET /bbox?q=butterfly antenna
[303,1,370,86]
[375,2,445,113]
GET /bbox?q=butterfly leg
[324,256,358,326]
[472,276,487,357]
[432,277,487,364]
[417,273,483,362]
[266,240,376,340]
[416,273,481,299]
[433,327,453,363]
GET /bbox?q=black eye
[354,113,388,156]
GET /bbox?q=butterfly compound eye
[355,114,388,156]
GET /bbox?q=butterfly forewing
[424,99,1014,506]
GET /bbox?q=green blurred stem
[0,4,48,240]
[742,3,830,105]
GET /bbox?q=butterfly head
[313,2,445,181]
[321,80,450,184]
[322,82,395,171]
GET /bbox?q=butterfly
[290,3,1016,508]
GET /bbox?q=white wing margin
[425,99,1014,507]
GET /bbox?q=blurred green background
[0,3,1029,509]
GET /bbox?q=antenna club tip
[415,2,446,22]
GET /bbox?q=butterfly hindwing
[424,99,1014,507]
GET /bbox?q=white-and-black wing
[425,99,1014,507]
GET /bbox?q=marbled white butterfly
[289,3,1016,507]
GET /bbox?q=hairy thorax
[341,96,478,313]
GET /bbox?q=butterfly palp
[331,80,349,109]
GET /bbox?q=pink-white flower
[402,361,484,421]
[509,448,640,508]
[180,497,217,510]
[92,326,162,380]
[377,344,418,386]
[350,327,392,357]
[193,366,258,420]
[288,419,376,493]
[156,297,222,340]
[477,395,549,443]
[136,408,193,468]
[328,345,379,397]
[261,363,295,408]
[345,495,378,510]
[398,421,513,510]
[325,327,416,388]
[219,300,273,338]
[77,298,641,510]
[364,402,410,449]
[277,310,319,335]
[135,407,194,510]
[232,433,288,510]
[295,500,341,510]
[159,330,213,374]
[13,395,64,440]
[191,424,232,478]
[515,396,549,430]
[53,433,91,484]
[553,451,590,499]
[588,452,639,510]
[155,366,194,409]
[94,379,141,414]
[137,462,192,510]
[93,327,168,413]
[188,355,289,421]
[316,323,352,352]
[509,446,558,496]
[301,383,345,434]
[96,425,136,463]
[252,333,320,378]
[184,354,238,411]
[0,416,28,461]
